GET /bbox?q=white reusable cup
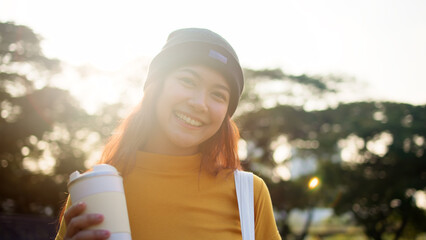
[68,164,131,240]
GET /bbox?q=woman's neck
[142,140,199,156]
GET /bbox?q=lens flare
[308,177,319,189]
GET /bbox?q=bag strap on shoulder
[234,170,255,240]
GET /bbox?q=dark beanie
[144,28,244,116]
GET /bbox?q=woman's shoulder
[232,170,269,197]
[236,171,272,206]
[214,169,270,196]
[252,172,266,185]
[251,173,270,198]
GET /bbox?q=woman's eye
[212,92,228,102]
[179,77,195,87]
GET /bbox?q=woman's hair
[98,73,241,175]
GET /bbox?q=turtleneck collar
[134,151,202,172]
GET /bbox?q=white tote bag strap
[234,170,255,240]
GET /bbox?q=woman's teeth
[176,112,202,127]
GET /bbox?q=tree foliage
[237,102,426,239]
[0,22,124,218]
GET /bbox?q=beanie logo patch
[208,49,228,64]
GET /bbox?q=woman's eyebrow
[179,68,200,79]
[179,68,230,93]
[214,84,231,94]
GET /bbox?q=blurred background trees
[237,102,426,239]
[1,21,425,239]
[0,22,125,238]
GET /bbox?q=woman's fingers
[66,213,105,238]
[63,202,109,239]
[64,202,86,226]
[70,229,110,240]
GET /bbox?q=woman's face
[148,65,230,155]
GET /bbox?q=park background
[0,0,425,239]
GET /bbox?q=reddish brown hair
[98,73,241,175]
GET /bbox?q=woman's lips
[175,112,203,127]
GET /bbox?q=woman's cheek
[210,102,228,122]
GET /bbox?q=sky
[1,0,426,105]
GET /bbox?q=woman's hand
[63,202,110,240]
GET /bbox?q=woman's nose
[188,91,208,112]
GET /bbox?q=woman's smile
[175,111,203,127]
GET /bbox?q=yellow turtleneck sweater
[56,152,281,240]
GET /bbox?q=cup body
[68,164,131,240]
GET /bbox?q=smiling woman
[55,28,281,240]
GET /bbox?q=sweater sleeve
[253,175,281,240]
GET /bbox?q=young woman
[56,28,281,240]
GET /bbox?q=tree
[0,22,98,217]
[0,22,137,221]
[318,102,426,240]
[237,102,426,239]
[237,68,356,116]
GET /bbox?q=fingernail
[77,202,85,207]
[96,230,110,237]
[93,214,104,221]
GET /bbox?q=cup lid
[68,164,119,185]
